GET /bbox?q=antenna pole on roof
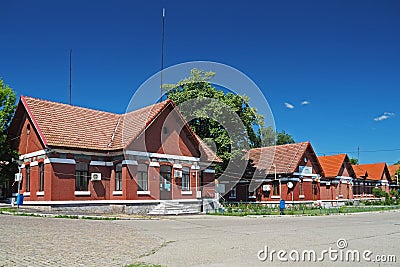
[357,145,360,164]
[69,48,72,105]
[160,7,166,102]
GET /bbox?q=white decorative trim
[299,195,305,199]
[30,161,38,167]
[173,163,182,169]
[20,164,25,169]
[271,196,280,199]
[36,191,44,196]
[204,169,215,174]
[52,148,121,157]
[44,158,50,164]
[126,150,200,162]
[181,191,193,195]
[23,192,30,197]
[337,176,352,180]
[112,191,123,196]
[137,191,151,195]
[48,158,76,165]
[122,160,138,165]
[149,162,160,167]
[19,150,46,160]
[21,199,201,205]
[90,161,114,167]
[302,178,313,182]
[293,172,318,178]
[74,191,91,196]
[191,165,200,170]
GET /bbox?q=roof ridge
[23,96,121,117]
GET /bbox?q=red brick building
[352,163,393,197]
[226,142,324,203]
[318,154,355,200]
[8,96,220,213]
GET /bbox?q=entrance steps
[148,200,200,215]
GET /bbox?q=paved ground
[1,211,399,266]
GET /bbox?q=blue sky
[1,0,399,164]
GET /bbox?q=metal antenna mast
[69,49,72,105]
[160,8,165,102]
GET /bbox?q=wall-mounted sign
[299,166,313,176]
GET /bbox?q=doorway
[160,165,172,200]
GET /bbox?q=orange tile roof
[353,163,389,181]
[352,164,368,178]
[318,154,347,177]
[388,165,400,178]
[19,96,220,162]
[247,142,323,176]
[317,154,355,178]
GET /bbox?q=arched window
[75,162,89,191]
[182,167,190,191]
[115,163,122,191]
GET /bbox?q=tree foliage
[349,158,359,165]
[163,69,270,172]
[0,78,18,193]
[276,130,295,145]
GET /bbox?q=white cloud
[284,102,295,109]
[301,101,310,105]
[374,112,395,121]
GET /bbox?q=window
[230,187,236,198]
[338,182,342,195]
[138,164,148,191]
[273,180,280,196]
[75,162,89,191]
[26,166,30,192]
[182,167,190,191]
[312,182,317,195]
[299,182,303,195]
[115,163,122,191]
[38,163,44,192]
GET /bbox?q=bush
[372,188,386,198]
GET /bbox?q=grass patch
[208,203,400,216]
[0,207,18,213]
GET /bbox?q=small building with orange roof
[237,142,324,203]
[388,165,399,190]
[318,154,355,201]
[352,163,392,197]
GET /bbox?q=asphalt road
[1,211,399,266]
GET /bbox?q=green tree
[349,158,359,165]
[394,160,400,165]
[276,130,295,145]
[0,78,18,196]
[163,69,269,173]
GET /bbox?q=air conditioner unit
[174,170,182,178]
[91,173,101,181]
[14,173,22,182]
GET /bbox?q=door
[160,165,172,200]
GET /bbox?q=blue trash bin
[280,199,285,215]
[16,193,24,206]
